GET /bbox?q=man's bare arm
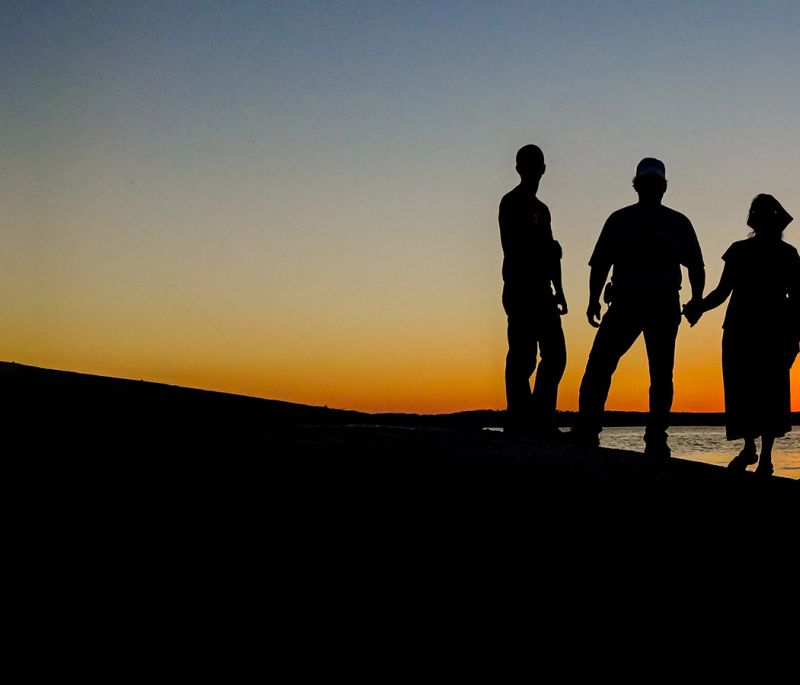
[587,262,610,328]
[551,241,567,315]
[687,264,706,305]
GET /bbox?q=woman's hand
[682,299,704,327]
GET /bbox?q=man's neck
[518,178,540,196]
[637,197,663,209]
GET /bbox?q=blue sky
[2,1,799,410]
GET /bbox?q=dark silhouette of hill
[2,361,782,433]
[5,361,796,541]
[1,361,364,427]
[1,361,494,432]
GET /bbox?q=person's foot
[528,425,565,441]
[504,424,529,437]
[564,428,600,448]
[754,461,774,478]
[644,441,671,460]
[727,446,758,471]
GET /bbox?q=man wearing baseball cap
[571,157,705,458]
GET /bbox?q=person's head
[632,157,667,204]
[515,144,545,182]
[747,194,793,238]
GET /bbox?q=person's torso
[607,204,689,297]
[500,189,553,295]
[724,238,796,332]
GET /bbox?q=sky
[2,1,799,413]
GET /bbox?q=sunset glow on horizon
[3,2,800,414]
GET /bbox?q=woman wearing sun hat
[683,195,798,476]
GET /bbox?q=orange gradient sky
[3,2,800,413]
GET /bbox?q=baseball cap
[635,157,666,179]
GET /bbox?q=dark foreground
[8,359,797,651]
[6,362,797,535]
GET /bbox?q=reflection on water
[601,426,798,478]
[488,425,799,478]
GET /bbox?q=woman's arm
[683,263,733,325]
[700,263,734,312]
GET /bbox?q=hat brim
[635,167,666,179]
[775,205,793,232]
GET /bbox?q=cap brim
[635,167,666,179]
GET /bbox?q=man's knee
[649,355,676,381]
[584,346,621,379]
[649,378,674,403]
[545,345,567,375]
[506,348,536,376]
[540,322,566,367]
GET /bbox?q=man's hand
[587,300,602,328]
[555,291,568,316]
[682,299,703,327]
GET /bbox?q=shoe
[754,462,774,478]
[644,442,671,460]
[528,425,565,441]
[564,428,600,448]
[727,446,758,471]
[504,425,529,438]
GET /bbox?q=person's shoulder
[534,196,550,212]
[500,185,523,204]
[660,205,694,227]
[779,240,799,258]
[723,239,749,261]
[611,203,638,217]
[605,203,637,225]
[776,240,800,270]
[499,189,517,222]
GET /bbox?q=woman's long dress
[721,237,800,439]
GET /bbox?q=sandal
[727,446,758,471]
[755,462,774,478]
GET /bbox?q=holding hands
[682,299,704,327]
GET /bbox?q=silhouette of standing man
[573,158,705,457]
[499,145,567,436]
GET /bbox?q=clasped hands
[682,299,704,327]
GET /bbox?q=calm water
[494,426,800,478]
[602,426,799,478]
